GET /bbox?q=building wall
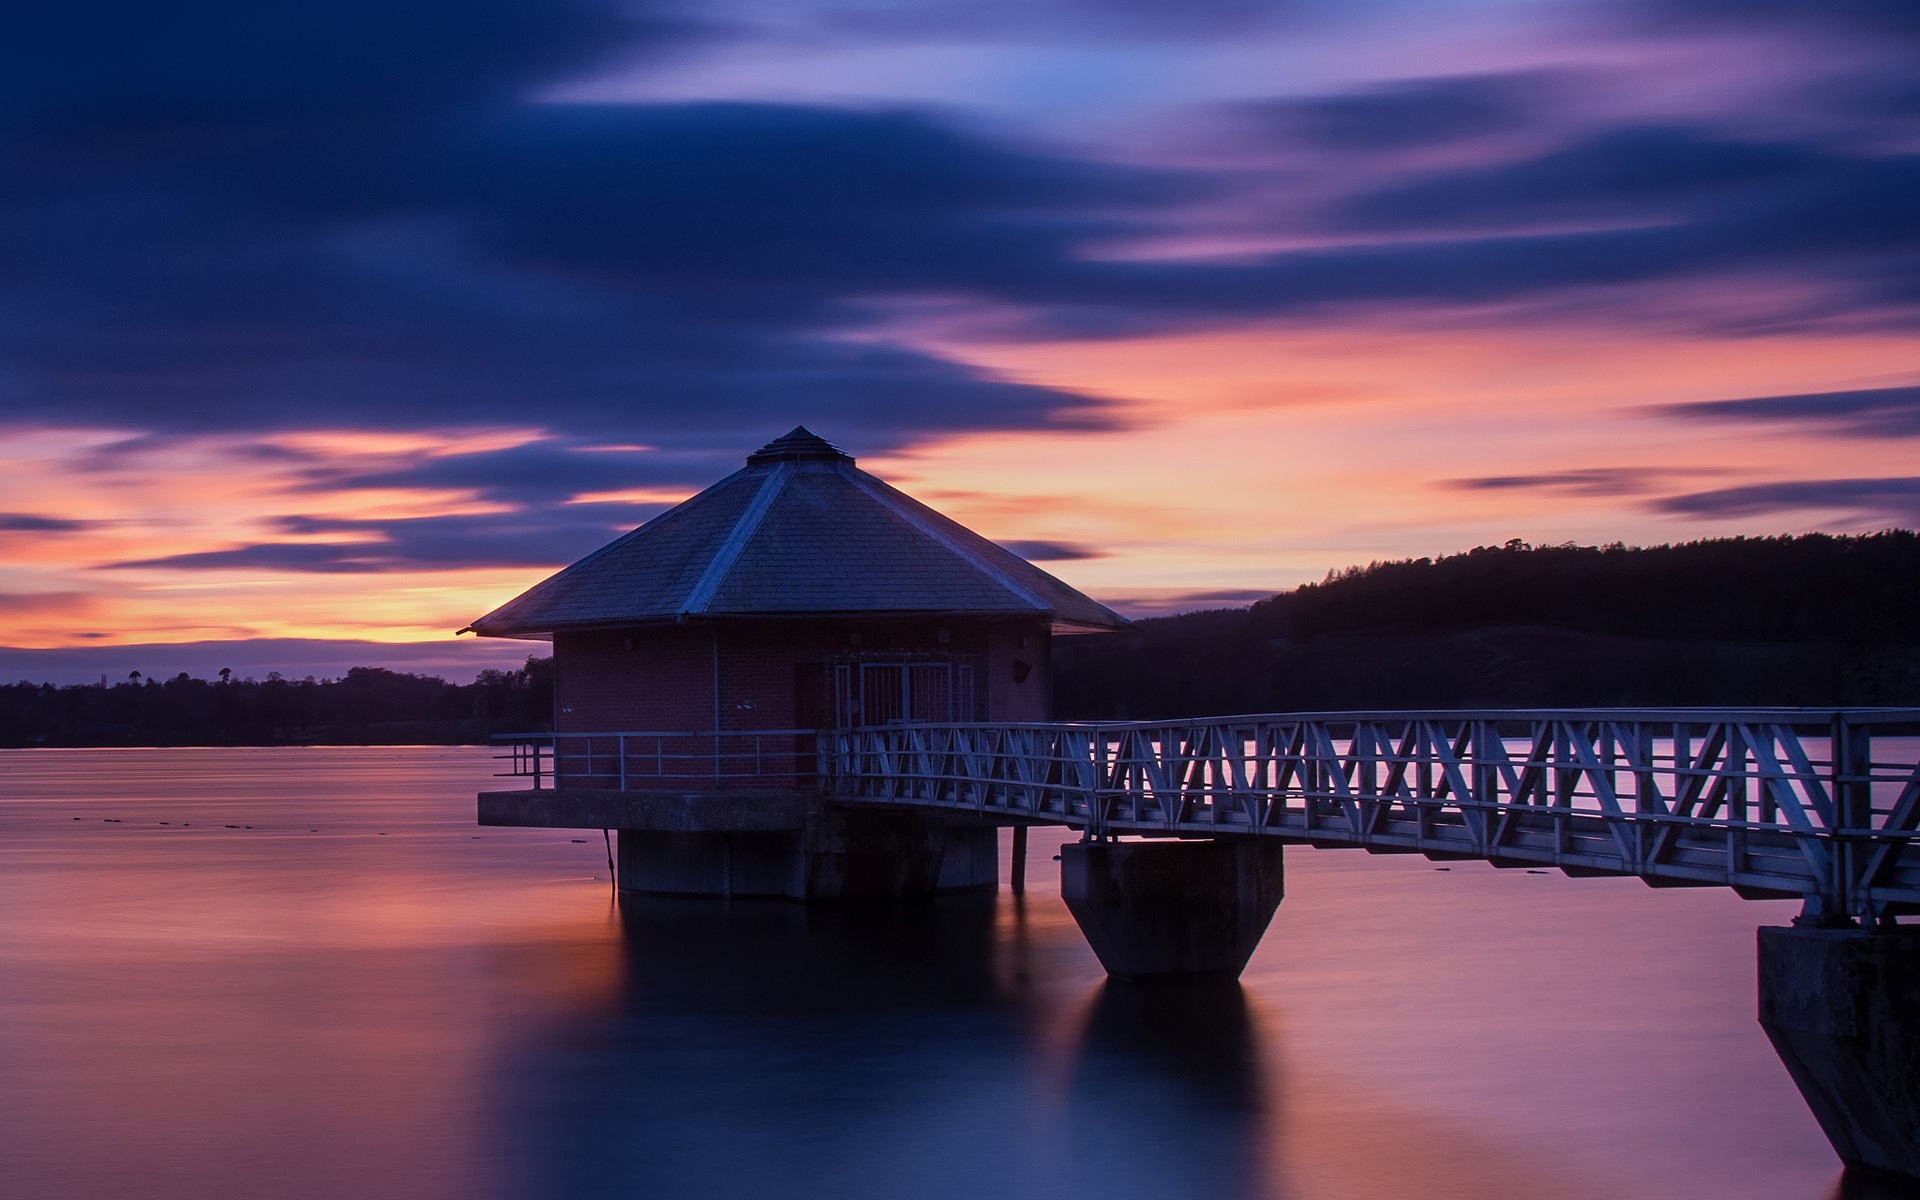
[555,625,714,733]
[554,615,1055,735]
[984,621,1051,723]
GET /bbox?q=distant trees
[1054,532,1920,718]
[0,657,553,748]
[11,533,1919,742]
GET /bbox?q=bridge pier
[1061,839,1285,980]
[1758,924,1920,1183]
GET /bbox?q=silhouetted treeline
[0,659,553,748]
[11,533,1918,744]
[1056,532,1920,718]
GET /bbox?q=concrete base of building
[1758,924,1920,1182]
[1060,839,1285,980]
[479,788,810,833]
[613,810,1000,900]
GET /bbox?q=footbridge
[826,707,1920,924]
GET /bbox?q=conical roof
[464,427,1127,637]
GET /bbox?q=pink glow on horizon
[4,313,1915,648]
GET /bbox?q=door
[832,657,980,727]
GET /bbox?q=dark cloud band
[1656,385,1920,438]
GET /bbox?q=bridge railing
[493,729,820,790]
[825,709,1920,922]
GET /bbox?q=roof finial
[747,426,854,465]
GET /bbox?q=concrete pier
[595,806,997,900]
[1758,924,1920,1183]
[1060,840,1285,979]
[482,788,997,900]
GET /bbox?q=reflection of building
[466,427,1125,897]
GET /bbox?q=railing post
[1472,719,1497,835]
[1833,715,1873,922]
[534,739,543,789]
[618,733,627,792]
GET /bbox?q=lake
[0,746,1858,1199]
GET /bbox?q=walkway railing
[826,709,1920,922]
[495,729,817,790]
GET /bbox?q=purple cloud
[1655,385,1920,437]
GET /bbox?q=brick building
[466,426,1124,757]
[467,427,1125,899]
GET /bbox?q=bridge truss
[827,709,1920,923]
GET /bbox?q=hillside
[1054,532,1920,718]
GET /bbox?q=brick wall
[555,615,1056,733]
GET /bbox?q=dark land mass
[5,533,1917,746]
[0,659,553,748]
[1055,532,1920,719]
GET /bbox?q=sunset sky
[2,0,1916,682]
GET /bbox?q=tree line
[0,659,553,748]
[7,532,1917,745]
[1053,532,1920,719]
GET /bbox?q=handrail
[491,729,821,789]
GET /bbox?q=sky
[2,0,1917,683]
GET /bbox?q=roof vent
[746,426,853,466]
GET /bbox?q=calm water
[0,747,1860,1199]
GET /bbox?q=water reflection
[497,895,1276,1200]
[0,749,1855,1200]
[615,892,1006,1015]
[1063,979,1270,1198]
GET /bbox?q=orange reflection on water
[0,749,1851,1200]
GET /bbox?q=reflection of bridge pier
[1064,978,1271,1197]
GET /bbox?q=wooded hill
[1053,532,1920,718]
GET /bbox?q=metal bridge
[502,707,1920,924]
[826,708,1920,924]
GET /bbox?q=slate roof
[464,427,1128,637]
